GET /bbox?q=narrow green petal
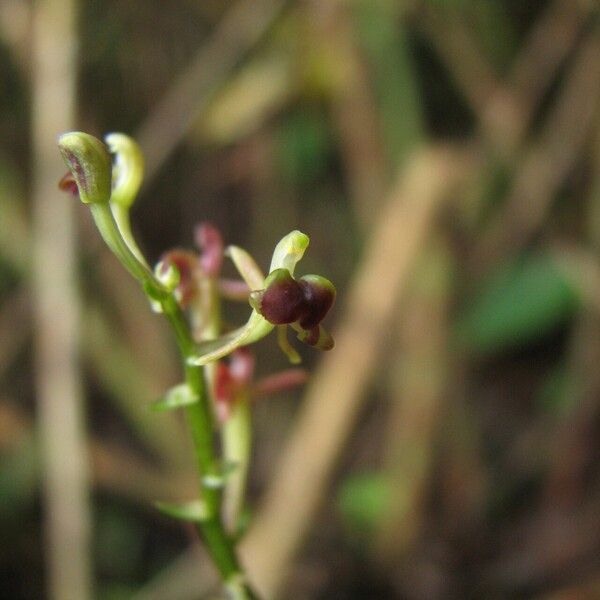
[227,245,265,290]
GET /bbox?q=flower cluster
[57,130,336,368]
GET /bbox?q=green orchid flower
[188,230,335,366]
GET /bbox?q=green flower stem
[89,203,256,597]
[161,295,257,599]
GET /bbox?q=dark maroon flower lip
[251,269,306,325]
[297,275,336,330]
[252,269,336,332]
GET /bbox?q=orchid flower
[187,230,335,366]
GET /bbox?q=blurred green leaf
[458,255,580,354]
[198,55,292,145]
[337,472,391,535]
[277,109,331,186]
[424,0,471,6]
[0,156,29,277]
[0,437,38,519]
[469,1,515,71]
[98,583,140,600]
[536,363,572,415]
[95,507,144,580]
[353,0,424,165]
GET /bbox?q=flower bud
[228,347,255,384]
[58,132,112,204]
[250,268,305,325]
[105,133,144,209]
[159,250,198,307]
[154,260,180,291]
[297,274,336,330]
[195,222,224,277]
[214,349,255,422]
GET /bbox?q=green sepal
[151,383,197,412]
[277,325,301,364]
[154,499,209,522]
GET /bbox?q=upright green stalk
[161,296,255,597]
[93,207,256,596]
[57,131,335,599]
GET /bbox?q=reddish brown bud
[297,274,336,330]
[159,250,198,307]
[214,349,255,422]
[251,269,305,325]
[214,362,234,404]
[214,362,235,422]
[194,222,224,277]
[228,347,255,384]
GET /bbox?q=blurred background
[1,0,600,598]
